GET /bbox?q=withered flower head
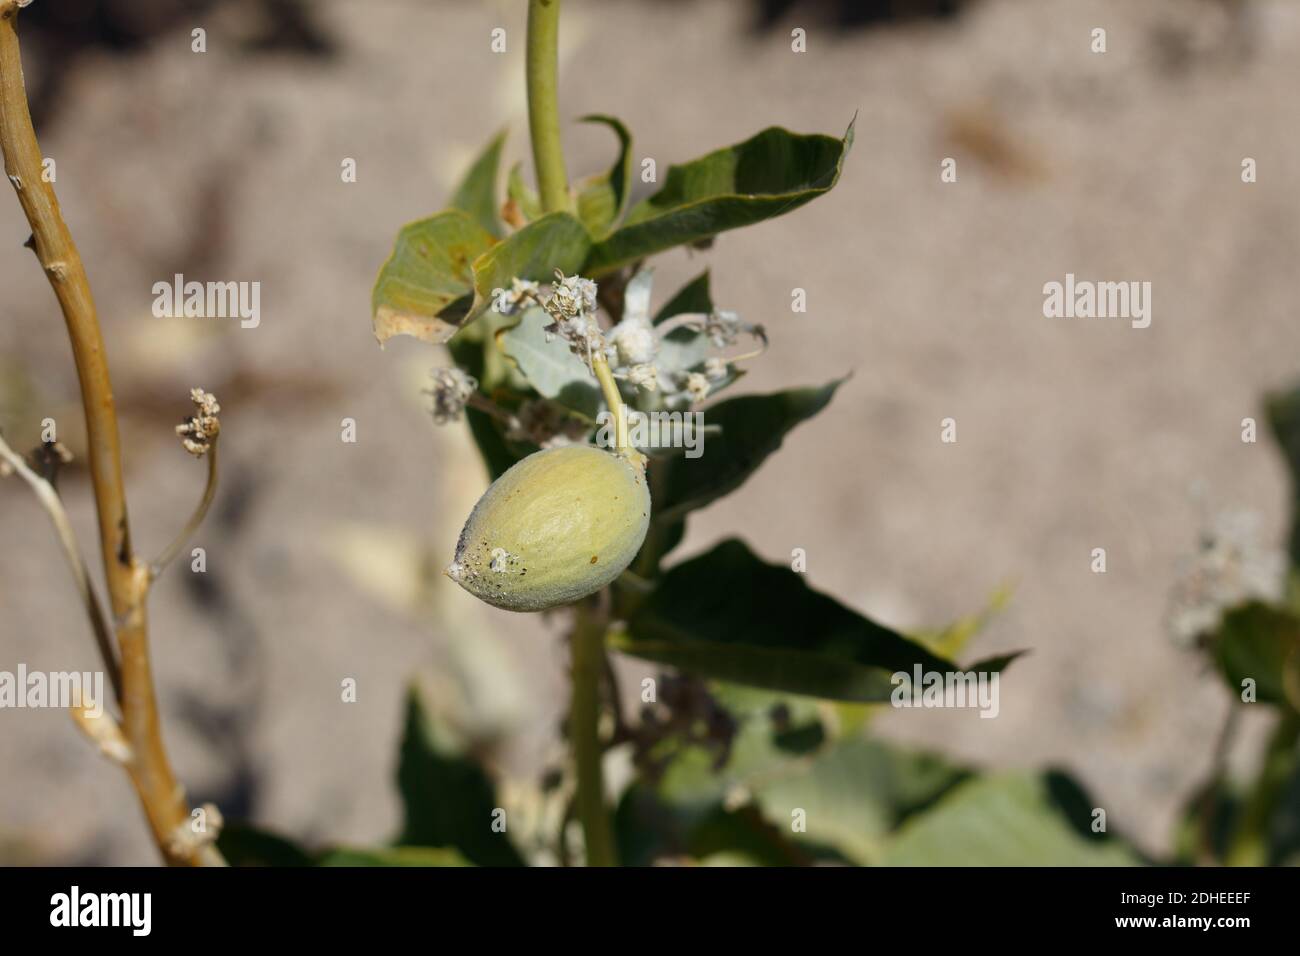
[176,388,220,458]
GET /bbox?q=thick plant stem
[570,606,618,866]
[0,0,220,867]
[526,0,569,213]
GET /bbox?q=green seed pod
[446,444,651,612]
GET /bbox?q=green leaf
[466,212,593,326]
[1212,601,1300,708]
[654,270,713,325]
[881,771,1143,866]
[912,583,1015,661]
[395,687,525,866]
[449,130,507,238]
[216,823,316,867]
[614,783,812,866]
[574,115,633,239]
[752,738,972,864]
[654,378,844,525]
[372,210,593,345]
[507,162,542,223]
[371,210,495,345]
[612,538,997,701]
[498,306,602,419]
[319,846,472,867]
[1267,383,1300,568]
[584,120,854,274]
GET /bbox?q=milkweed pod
[446,445,651,612]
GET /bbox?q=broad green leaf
[216,823,316,867]
[372,211,593,345]
[584,120,855,274]
[753,738,972,864]
[654,378,844,525]
[574,115,633,239]
[498,306,602,419]
[395,687,525,866]
[450,130,507,238]
[319,846,472,867]
[1267,383,1300,568]
[1213,601,1300,708]
[612,538,989,701]
[507,162,542,223]
[881,771,1143,866]
[615,783,812,866]
[371,210,495,345]
[467,212,593,325]
[654,270,713,325]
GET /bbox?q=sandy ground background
[2,0,1298,864]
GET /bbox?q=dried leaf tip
[176,388,221,457]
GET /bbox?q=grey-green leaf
[498,306,602,419]
[881,771,1143,866]
[752,738,972,864]
[584,120,854,274]
[449,130,507,238]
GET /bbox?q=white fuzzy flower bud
[609,318,659,368]
[685,372,710,404]
[627,364,659,392]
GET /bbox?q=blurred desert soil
[2,0,1299,863]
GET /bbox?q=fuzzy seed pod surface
[446,445,651,612]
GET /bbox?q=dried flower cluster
[1165,509,1286,645]
[176,388,221,458]
[489,268,764,410]
[426,366,478,424]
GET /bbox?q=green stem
[526,0,569,213]
[592,354,632,455]
[1224,708,1299,866]
[570,606,617,866]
